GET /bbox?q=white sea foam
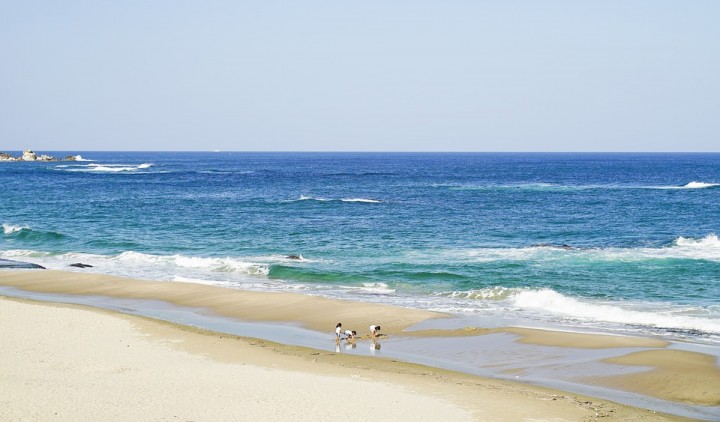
[73,155,93,162]
[2,224,29,235]
[439,286,517,300]
[510,288,720,334]
[59,163,154,173]
[116,251,270,276]
[341,198,383,203]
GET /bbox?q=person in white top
[335,323,343,340]
[344,330,357,340]
[369,324,381,339]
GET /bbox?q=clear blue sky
[1,1,718,152]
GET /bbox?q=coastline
[1,270,718,420]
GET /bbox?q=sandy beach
[1,271,715,421]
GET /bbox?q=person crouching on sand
[369,325,381,339]
[344,330,357,341]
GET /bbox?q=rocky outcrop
[21,150,38,161]
[0,149,72,162]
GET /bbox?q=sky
[1,1,718,152]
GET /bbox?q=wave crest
[2,223,29,235]
[510,288,720,334]
[341,198,383,203]
[2,224,65,240]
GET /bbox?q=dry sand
[0,271,708,420]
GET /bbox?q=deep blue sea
[2,152,720,343]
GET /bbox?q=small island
[0,149,79,162]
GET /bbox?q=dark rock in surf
[69,263,93,268]
[0,258,45,269]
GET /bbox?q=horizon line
[2,149,720,154]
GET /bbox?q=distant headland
[0,149,79,162]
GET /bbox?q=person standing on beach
[369,325,381,339]
[335,323,343,340]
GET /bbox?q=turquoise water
[2,152,719,343]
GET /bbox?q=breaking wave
[114,251,269,275]
[2,223,28,235]
[509,288,720,334]
[431,286,720,337]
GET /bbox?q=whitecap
[295,195,382,203]
[59,163,153,173]
[297,195,330,201]
[340,198,383,203]
[681,181,719,189]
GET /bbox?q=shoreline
[1,270,719,420]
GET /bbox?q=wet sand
[590,350,720,406]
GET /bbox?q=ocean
[2,152,720,344]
